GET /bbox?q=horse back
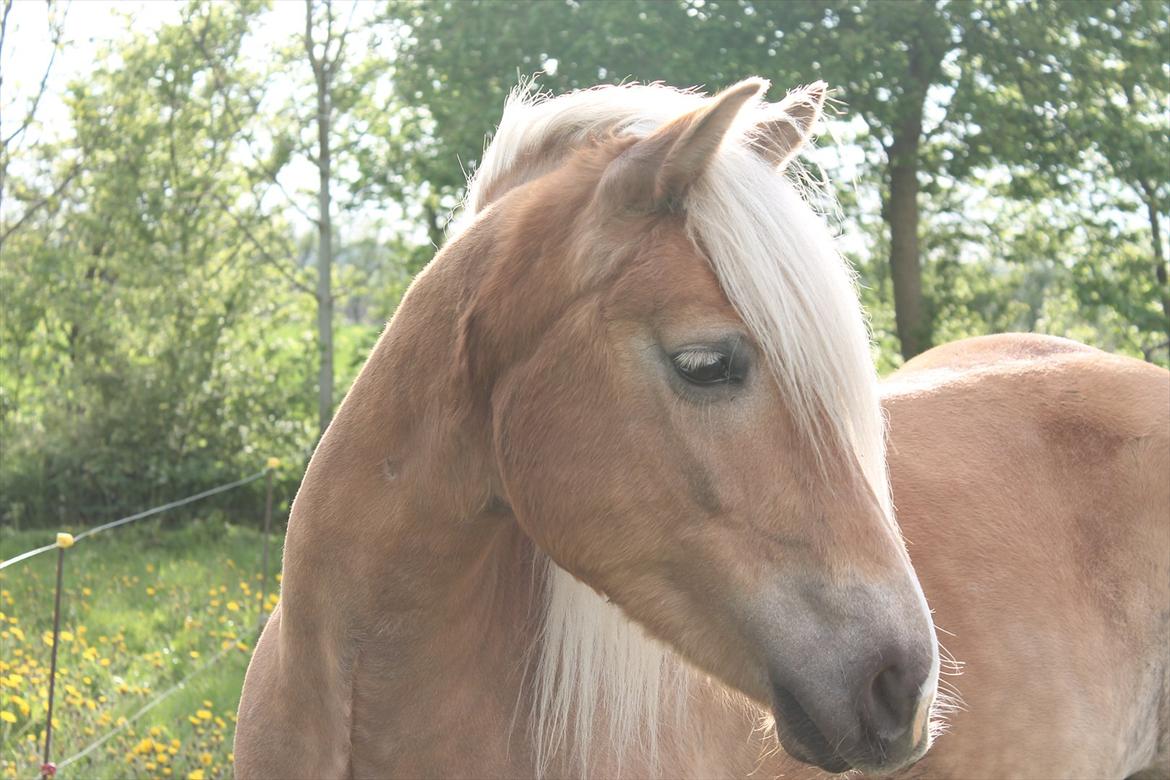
[881,333,1170,778]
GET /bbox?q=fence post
[257,458,279,632]
[41,532,73,779]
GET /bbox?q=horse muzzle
[754,581,939,774]
[770,648,935,774]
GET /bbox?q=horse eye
[671,348,734,385]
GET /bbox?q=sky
[4,2,182,141]
[1,1,399,237]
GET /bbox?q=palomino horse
[236,78,940,777]
[874,334,1169,779]
[235,79,1170,778]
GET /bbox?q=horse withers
[235,78,940,777]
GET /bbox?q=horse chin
[770,685,852,774]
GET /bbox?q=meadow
[0,519,282,779]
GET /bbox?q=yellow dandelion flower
[226,600,240,612]
[146,587,156,596]
[200,752,212,765]
[189,651,200,659]
[0,710,16,723]
[9,626,23,641]
[59,631,74,642]
[188,770,205,780]
[196,709,212,721]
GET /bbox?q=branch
[2,0,70,150]
[304,0,320,70]
[0,159,80,250]
[330,0,360,70]
[0,1,13,111]
[212,191,316,298]
[182,15,319,227]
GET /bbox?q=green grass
[1,517,283,780]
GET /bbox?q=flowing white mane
[458,81,890,775]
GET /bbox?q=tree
[0,2,318,524]
[384,0,1166,363]
[0,0,73,249]
[266,0,392,436]
[381,0,703,259]
[958,0,1169,361]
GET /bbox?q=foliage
[384,0,1169,362]
[0,519,281,779]
[1,0,1166,530]
[3,4,348,526]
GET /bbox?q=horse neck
[280,223,549,772]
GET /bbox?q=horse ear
[603,78,767,211]
[752,81,827,170]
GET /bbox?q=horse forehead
[612,226,738,317]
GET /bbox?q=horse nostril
[867,665,915,742]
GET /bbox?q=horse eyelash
[673,348,722,371]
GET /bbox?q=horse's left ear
[752,82,827,170]
[602,78,766,211]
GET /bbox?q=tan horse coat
[235,75,1168,779]
[879,334,1169,779]
[235,329,1169,779]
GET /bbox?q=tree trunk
[309,1,334,437]
[882,36,938,362]
[423,198,444,257]
[1140,180,1170,363]
[885,140,927,360]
